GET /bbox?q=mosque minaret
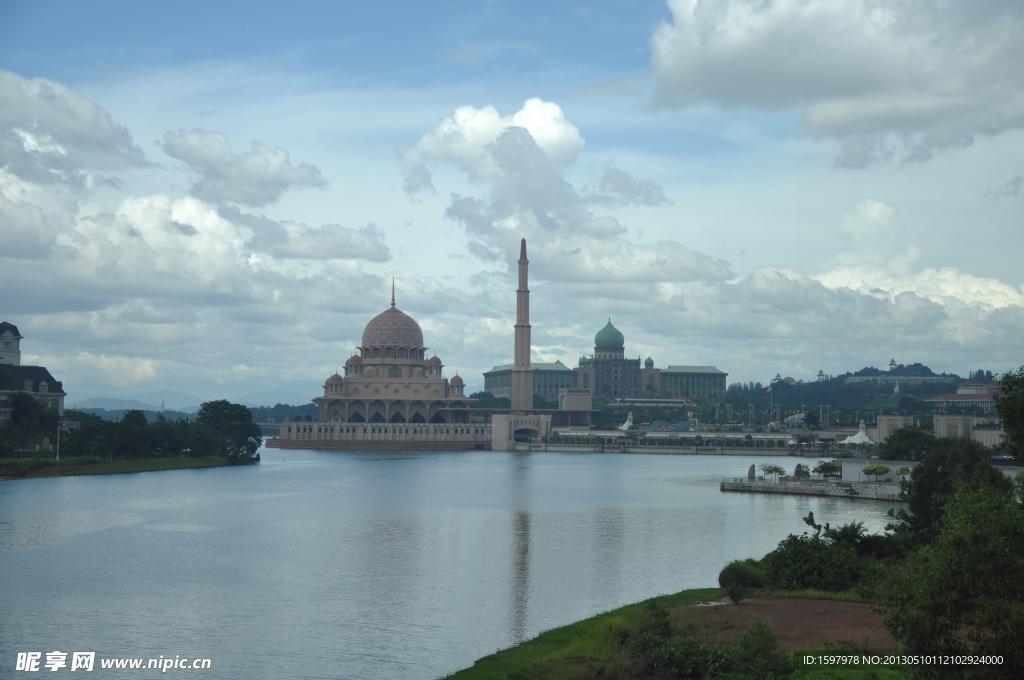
[510,238,534,411]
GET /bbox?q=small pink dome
[326,373,344,384]
[345,355,362,365]
[427,356,442,365]
[450,374,463,386]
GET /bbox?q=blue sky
[2,0,1023,403]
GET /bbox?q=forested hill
[726,363,978,413]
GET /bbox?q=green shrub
[23,459,55,472]
[726,583,749,605]
[763,534,856,591]
[615,601,732,678]
[719,558,766,588]
[730,618,793,679]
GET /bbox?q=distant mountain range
[66,382,326,412]
[68,390,203,412]
[237,381,323,407]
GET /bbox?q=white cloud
[158,129,327,206]
[817,264,1024,311]
[411,102,730,286]
[650,0,1024,165]
[402,98,585,180]
[0,191,60,258]
[584,164,667,206]
[837,198,895,238]
[0,68,149,187]
[273,223,391,261]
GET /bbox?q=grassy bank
[444,587,903,680]
[0,455,232,479]
[444,588,723,680]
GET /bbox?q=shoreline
[721,478,906,503]
[443,586,888,679]
[0,455,234,480]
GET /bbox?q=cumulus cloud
[273,223,391,261]
[408,101,728,285]
[817,263,1024,312]
[650,0,1024,165]
[0,68,149,188]
[402,98,585,179]
[158,129,327,206]
[837,199,895,238]
[0,191,60,258]
[402,162,435,195]
[214,205,391,262]
[584,164,667,206]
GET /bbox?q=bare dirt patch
[677,597,893,654]
[708,598,892,651]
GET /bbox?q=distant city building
[573,320,727,401]
[925,380,1003,411]
[488,318,727,402]
[845,375,957,385]
[483,361,574,400]
[0,322,66,422]
[817,370,826,382]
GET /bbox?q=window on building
[612,362,620,382]
[40,382,48,393]
[385,348,394,358]
[583,374,589,388]
[25,380,33,391]
[373,348,382,358]
[2,341,10,350]
[397,348,406,358]
[388,366,402,379]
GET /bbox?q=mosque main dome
[361,306,424,348]
[595,319,624,348]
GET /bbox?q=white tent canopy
[840,431,874,445]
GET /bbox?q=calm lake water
[0,450,897,679]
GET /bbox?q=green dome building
[573,319,728,402]
[594,319,625,350]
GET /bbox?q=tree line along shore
[0,396,262,478]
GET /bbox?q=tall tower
[511,238,534,411]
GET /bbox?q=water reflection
[508,452,532,644]
[509,511,531,644]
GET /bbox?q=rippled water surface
[0,450,897,679]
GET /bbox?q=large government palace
[484,319,727,403]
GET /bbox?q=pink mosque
[270,239,577,450]
[269,284,490,449]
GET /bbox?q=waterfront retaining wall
[720,479,904,502]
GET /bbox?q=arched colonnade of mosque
[320,398,472,424]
